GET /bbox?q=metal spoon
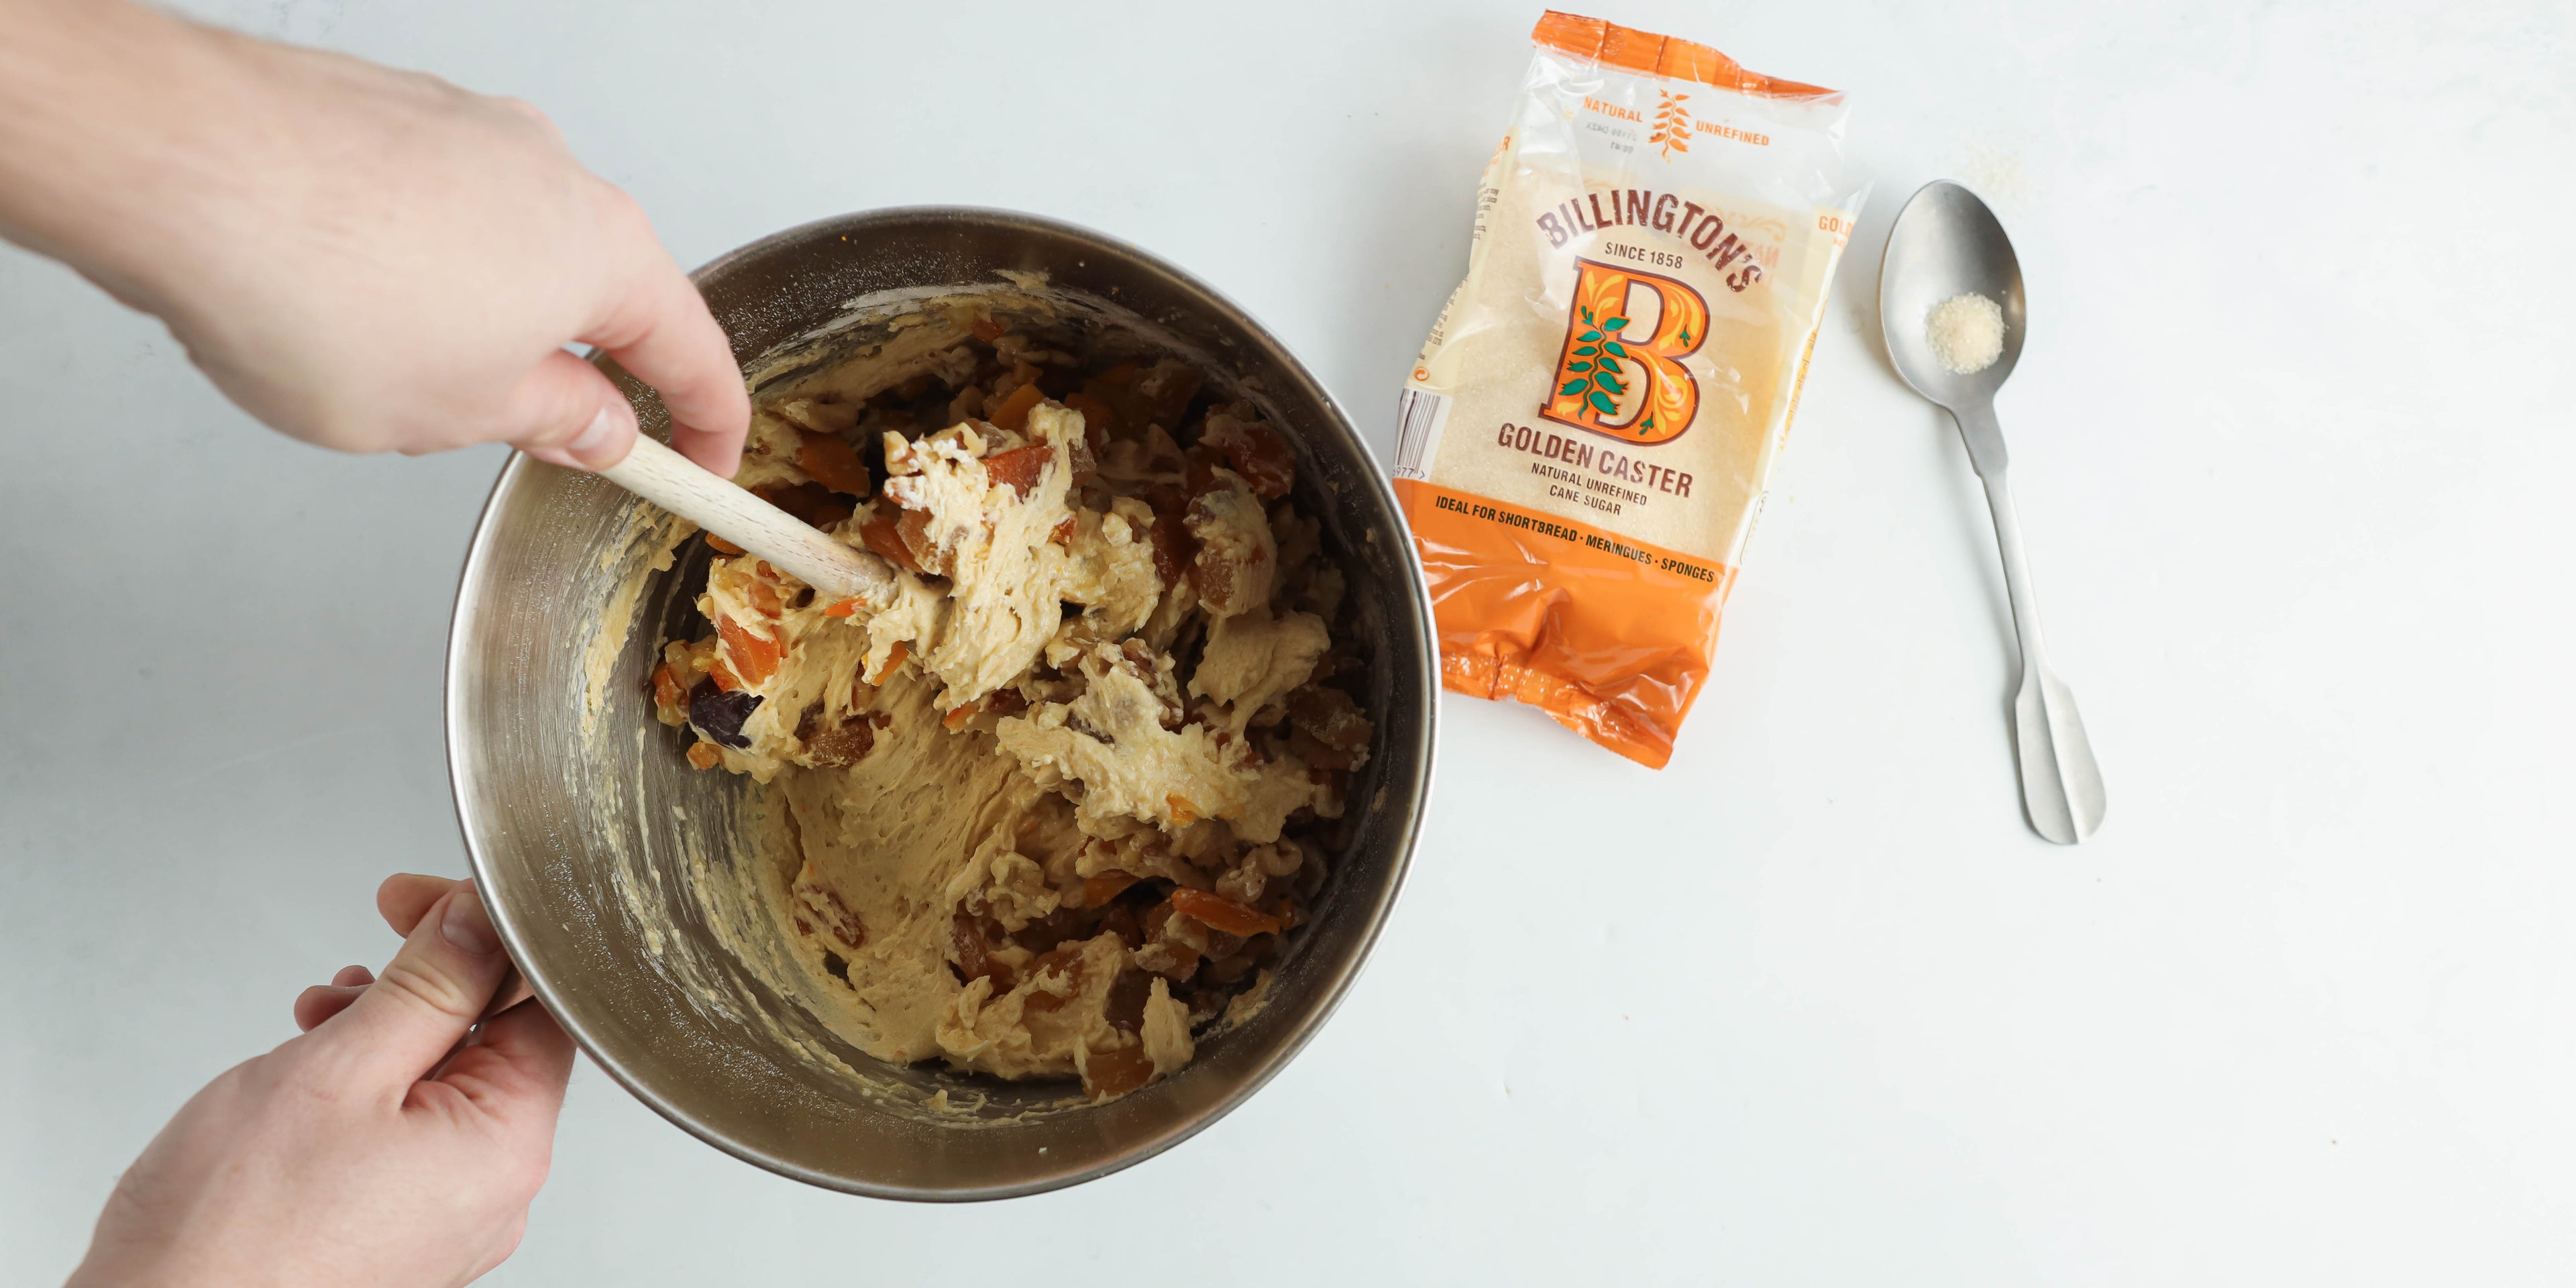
[1880,180,2106,844]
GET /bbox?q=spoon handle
[594,435,896,606]
[1955,402,2107,844]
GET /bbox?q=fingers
[292,965,374,1032]
[315,883,515,1092]
[377,872,458,937]
[502,349,640,472]
[582,237,747,479]
[434,998,576,1123]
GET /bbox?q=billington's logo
[1540,258,1707,446]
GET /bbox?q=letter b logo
[1540,258,1707,445]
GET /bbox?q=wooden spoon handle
[595,435,895,605]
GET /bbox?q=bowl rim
[443,205,1440,1201]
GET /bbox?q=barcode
[1393,387,1451,480]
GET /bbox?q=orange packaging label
[1395,11,1869,768]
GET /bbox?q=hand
[0,1,747,476]
[68,875,575,1288]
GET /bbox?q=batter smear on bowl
[648,310,1373,1104]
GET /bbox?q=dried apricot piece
[1063,392,1118,446]
[971,315,1007,343]
[705,534,745,556]
[821,597,862,618]
[685,742,721,769]
[981,442,1052,499]
[1083,1044,1155,1100]
[1170,888,1283,937]
[987,383,1044,434]
[1081,872,1139,908]
[897,507,945,575]
[651,662,686,713]
[855,506,923,574]
[795,432,871,497]
[714,614,782,688]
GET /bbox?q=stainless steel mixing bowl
[444,208,1436,1200]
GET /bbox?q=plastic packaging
[1395,11,1869,767]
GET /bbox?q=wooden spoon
[594,435,896,606]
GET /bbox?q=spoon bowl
[1880,181,2027,409]
[1877,181,2106,845]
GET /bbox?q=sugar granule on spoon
[1925,292,2005,374]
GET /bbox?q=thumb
[506,348,639,471]
[316,883,515,1091]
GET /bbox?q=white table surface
[6,0,2570,1281]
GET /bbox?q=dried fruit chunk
[651,662,686,714]
[686,678,759,749]
[1201,415,1295,498]
[1082,1044,1155,1101]
[795,432,871,497]
[1170,888,1283,937]
[802,714,876,769]
[981,443,1052,500]
[705,534,745,556]
[792,862,867,949]
[685,742,722,769]
[714,614,782,688]
[821,597,862,618]
[1064,391,1118,445]
[1081,872,1138,908]
[1184,486,1276,618]
[1105,969,1152,1033]
[952,914,1016,992]
[987,383,1044,434]
[855,506,923,574]
[1287,685,1373,769]
[753,482,853,531]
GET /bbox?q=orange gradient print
[1540,258,1709,445]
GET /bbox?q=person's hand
[0,0,747,475]
[68,875,575,1288]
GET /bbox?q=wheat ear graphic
[1649,91,1692,160]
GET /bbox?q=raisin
[1106,969,1152,1034]
[1022,945,1085,1014]
[951,914,1015,992]
[803,717,875,769]
[687,679,759,749]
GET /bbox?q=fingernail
[565,405,627,468]
[441,885,500,956]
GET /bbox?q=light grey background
[6,0,2570,1282]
